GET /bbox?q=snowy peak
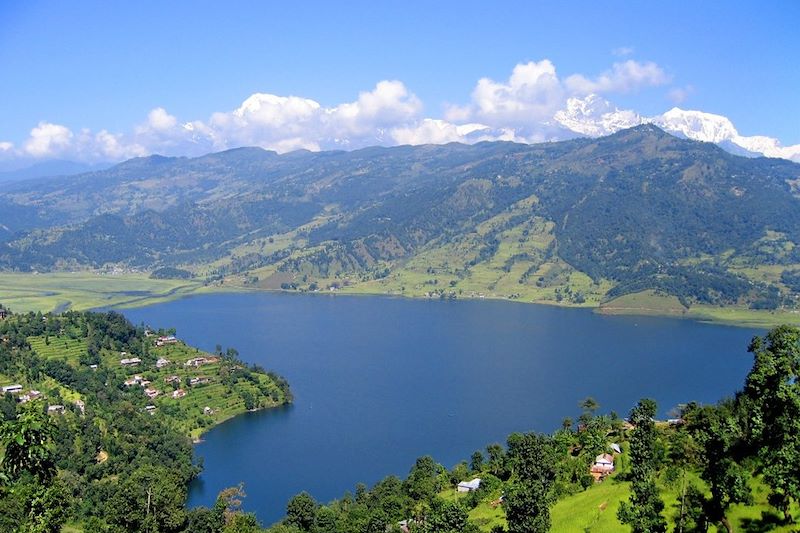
[554,95,643,136]
[554,96,800,162]
[653,108,738,143]
[654,108,800,161]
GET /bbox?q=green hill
[0,304,291,531]
[3,126,800,314]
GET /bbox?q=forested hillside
[0,304,291,531]
[2,126,800,309]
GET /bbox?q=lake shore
[1,271,798,328]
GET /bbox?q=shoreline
[1,271,797,329]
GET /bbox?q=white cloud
[4,58,796,164]
[145,107,178,131]
[391,119,518,146]
[446,60,565,133]
[612,46,635,57]
[565,60,670,95]
[23,122,74,157]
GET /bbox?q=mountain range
[2,125,800,309]
[553,95,800,162]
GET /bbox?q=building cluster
[2,383,86,416]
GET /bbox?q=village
[0,325,283,439]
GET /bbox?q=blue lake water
[124,292,761,526]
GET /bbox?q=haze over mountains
[1,125,800,310]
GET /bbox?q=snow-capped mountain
[555,95,800,162]
[655,108,800,161]
[653,108,738,143]
[554,95,644,136]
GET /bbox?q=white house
[156,357,170,368]
[2,384,23,394]
[457,478,482,493]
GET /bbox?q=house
[189,377,209,386]
[164,375,181,385]
[145,405,157,414]
[47,404,65,414]
[203,406,213,415]
[144,388,160,399]
[590,453,615,481]
[184,357,208,367]
[89,364,98,370]
[124,375,145,387]
[19,390,41,403]
[157,335,178,345]
[172,388,187,399]
[2,384,23,394]
[75,399,85,414]
[156,357,170,368]
[457,478,482,493]
[120,357,142,366]
[610,443,622,454]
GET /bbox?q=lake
[124,292,761,526]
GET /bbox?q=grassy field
[0,272,217,313]
[2,271,800,330]
[599,289,800,328]
[442,467,799,532]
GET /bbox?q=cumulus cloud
[14,57,798,165]
[565,60,670,95]
[391,119,517,146]
[446,60,565,136]
[205,80,422,151]
[23,122,74,157]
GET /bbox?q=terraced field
[28,335,88,365]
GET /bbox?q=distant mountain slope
[2,126,800,308]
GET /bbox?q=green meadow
[0,272,216,313]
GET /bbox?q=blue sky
[1,0,798,163]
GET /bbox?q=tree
[486,444,508,480]
[742,326,800,522]
[404,456,442,501]
[22,479,72,533]
[505,481,551,533]
[618,399,666,533]
[286,492,318,531]
[0,405,57,483]
[312,506,337,533]
[469,451,484,473]
[105,465,188,532]
[419,499,476,533]
[504,433,559,533]
[684,402,751,533]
